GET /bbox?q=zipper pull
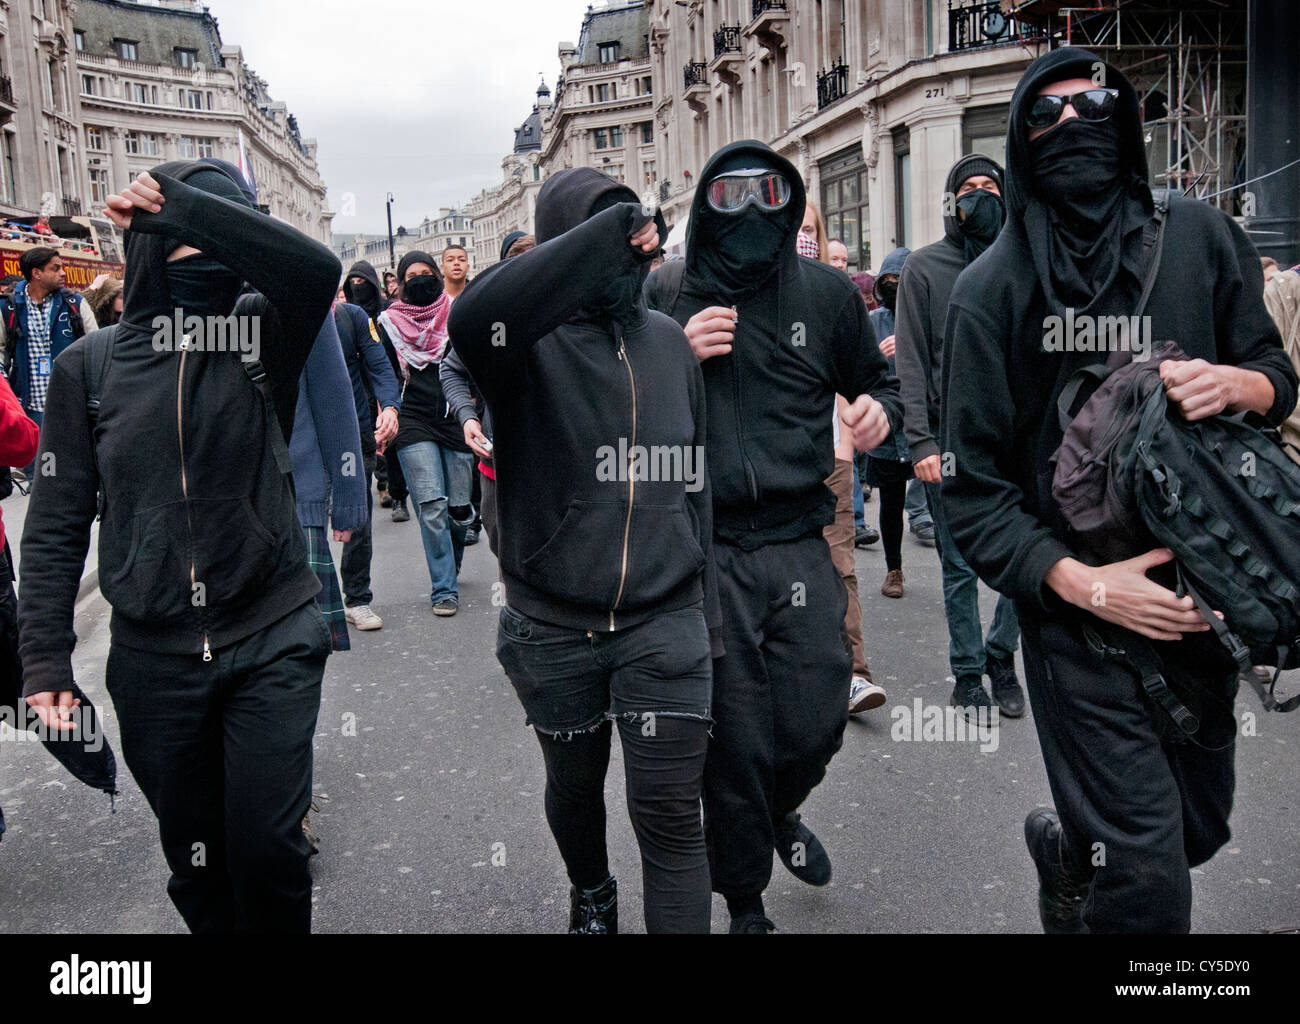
[202,635,212,663]
[609,610,616,632]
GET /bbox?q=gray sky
[204,0,599,236]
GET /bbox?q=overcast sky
[203,0,600,236]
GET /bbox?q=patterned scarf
[796,230,820,260]
[380,293,450,376]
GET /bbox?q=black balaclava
[956,189,1004,263]
[1005,47,1153,314]
[163,166,253,319]
[692,150,794,295]
[351,278,379,314]
[397,250,442,306]
[877,278,898,311]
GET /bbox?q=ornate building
[73,0,331,243]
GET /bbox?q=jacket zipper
[729,319,759,506]
[177,340,211,662]
[610,327,636,630]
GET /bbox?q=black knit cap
[397,249,439,280]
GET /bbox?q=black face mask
[350,278,378,308]
[956,188,1004,263]
[165,252,243,320]
[401,274,442,306]
[694,204,790,295]
[1031,116,1123,219]
[877,280,899,311]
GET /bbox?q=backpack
[1053,340,1300,720]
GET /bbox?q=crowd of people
[1,47,1298,936]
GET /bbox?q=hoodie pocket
[101,501,194,621]
[622,502,706,607]
[520,499,628,608]
[188,497,278,609]
[745,427,825,503]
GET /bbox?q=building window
[962,104,1009,169]
[642,75,652,95]
[602,164,625,181]
[593,128,608,149]
[598,42,620,63]
[131,83,151,104]
[89,167,109,204]
[643,160,657,186]
[184,89,205,110]
[46,60,59,110]
[81,74,98,96]
[125,131,158,157]
[179,136,195,159]
[820,146,870,271]
[893,126,911,251]
[114,39,139,61]
[196,137,215,158]
[74,30,86,52]
[1,133,15,204]
[85,125,105,150]
[640,121,653,145]
[533,165,541,181]
[596,83,612,103]
[174,48,199,69]
[610,125,624,147]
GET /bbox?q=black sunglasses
[1025,88,1119,130]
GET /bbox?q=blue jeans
[924,481,1019,679]
[396,442,475,603]
[854,452,931,531]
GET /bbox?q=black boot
[987,652,1026,718]
[568,875,618,934]
[1024,809,1087,934]
[773,811,832,886]
[949,673,995,720]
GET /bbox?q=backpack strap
[243,357,293,476]
[647,260,686,319]
[62,288,85,340]
[1055,191,1172,435]
[83,326,118,435]
[1084,620,1204,736]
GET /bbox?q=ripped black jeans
[496,602,713,933]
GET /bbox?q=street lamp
[386,192,396,272]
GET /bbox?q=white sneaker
[848,675,886,714]
[345,604,383,630]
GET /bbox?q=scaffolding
[1008,2,1248,213]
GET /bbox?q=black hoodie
[940,47,1298,612]
[448,168,717,636]
[18,161,341,694]
[645,140,902,548]
[894,153,1004,463]
[344,259,403,392]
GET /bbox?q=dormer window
[598,42,620,63]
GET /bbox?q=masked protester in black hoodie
[449,169,716,935]
[645,140,900,933]
[345,259,410,521]
[942,48,1297,934]
[17,165,341,932]
[894,154,1024,718]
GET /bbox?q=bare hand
[630,219,659,254]
[684,306,737,362]
[842,394,890,452]
[879,334,896,359]
[914,454,942,484]
[374,407,398,446]
[104,172,163,230]
[1046,548,1216,642]
[25,690,82,732]
[1160,359,1235,421]
[333,529,353,542]
[463,418,493,459]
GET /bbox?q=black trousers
[705,533,852,900]
[340,449,376,606]
[1018,611,1237,933]
[105,601,330,933]
[383,446,407,503]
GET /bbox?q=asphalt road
[2,493,1298,934]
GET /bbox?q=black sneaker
[1024,809,1087,934]
[773,811,832,886]
[464,526,480,546]
[728,913,776,934]
[391,499,410,522]
[854,524,880,548]
[910,521,937,546]
[569,875,618,934]
[433,597,459,617]
[987,652,1026,718]
[949,674,995,720]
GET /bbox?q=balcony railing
[0,76,13,107]
[62,197,83,217]
[752,0,787,18]
[947,1,1046,52]
[684,62,707,90]
[817,60,849,110]
[713,25,741,58]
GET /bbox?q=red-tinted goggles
[705,169,793,213]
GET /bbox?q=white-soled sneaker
[345,604,383,631]
[848,675,887,714]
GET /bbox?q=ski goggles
[705,169,793,213]
[1025,87,1119,130]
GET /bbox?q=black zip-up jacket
[645,140,902,549]
[18,161,340,695]
[941,48,1298,612]
[449,169,716,636]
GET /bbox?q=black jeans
[1018,610,1237,933]
[340,449,376,606]
[383,446,407,503]
[705,533,852,902]
[105,601,330,933]
[496,602,712,933]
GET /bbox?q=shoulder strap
[234,293,293,477]
[648,261,686,319]
[1055,193,1172,434]
[83,325,118,433]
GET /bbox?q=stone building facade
[72,0,331,243]
[647,0,1048,270]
